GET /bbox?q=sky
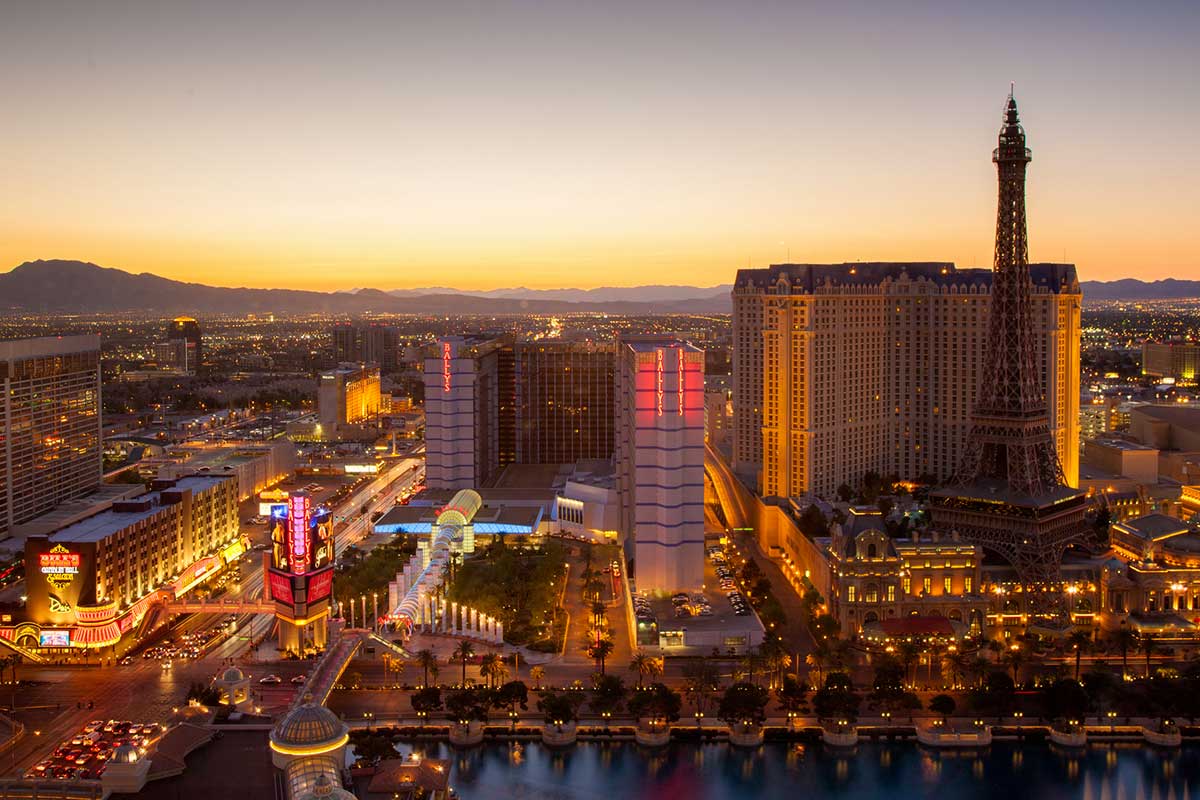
[1,0,1198,292]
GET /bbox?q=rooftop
[0,333,101,361]
[734,262,1078,294]
[1114,513,1192,542]
[47,475,232,544]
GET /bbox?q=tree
[589,674,628,719]
[529,665,546,690]
[588,638,615,675]
[836,484,854,503]
[777,675,808,714]
[590,600,608,633]
[445,687,491,725]
[185,682,221,706]
[411,686,443,715]
[682,658,721,715]
[897,641,921,687]
[929,694,956,721]
[717,682,770,728]
[493,680,528,717]
[798,504,829,539]
[629,652,660,689]
[1110,628,1137,679]
[627,682,682,727]
[870,654,905,699]
[454,641,476,687]
[942,650,970,689]
[968,671,1015,717]
[1040,679,1089,723]
[1141,633,1157,678]
[1066,630,1092,681]
[479,652,502,689]
[1002,647,1026,686]
[538,691,582,729]
[813,672,860,723]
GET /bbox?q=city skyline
[3,1,1199,291]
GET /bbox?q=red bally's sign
[306,567,333,603]
[655,348,664,417]
[268,571,294,605]
[442,341,452,392]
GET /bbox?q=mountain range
[0,260,1197,315]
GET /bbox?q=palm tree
[480,652,501,689]
[454,640,476,687]
[742,650,764,686]
[1141,633,1157,678]
[1110,628,1137,679]
[968,655,991,689]
[683,658,720,716]
[898,641,920,687]
[1002,647,1026,686]
[1066,630,1092,681]
[589,639,615,675]
[805,648,829,686]
[417,649,438,687]
[630,652,654,689]
[590,601,607,638]
[530,665,546,691]
[942,650,970,689]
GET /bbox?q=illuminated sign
[677,348,685,417]
[259,502,287,516]
[307,567,333,603]
[655,349,664,417]
[268,570,294,605]
[40,545,80,591]
[442,341,452,392]
[343,463,379,474]
[39,629,70,648]
[288,493,311,574]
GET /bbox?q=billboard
[39,629,70,647]
[307,567,334,603]
[270,498,332,574]
[39,545,81,591]
[268,570,294,605]
[288,493,311,574]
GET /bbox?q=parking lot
[26,718,165,782]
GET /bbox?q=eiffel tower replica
[929,90,1088,588]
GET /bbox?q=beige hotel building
[732,262,1081,498]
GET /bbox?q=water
[393,740,1200,800]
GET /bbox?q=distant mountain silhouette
[1079,278,1200,300]
[0,261,732,314]
[385,284,734,303]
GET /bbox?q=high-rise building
[423,337,512,489]
[514,341,615,464]
[165,317,202,373]
[423,338,617,490]
[929,91,1088,586]
[360,324,400,371]
[330,322,400,370]
[732,261,1080,498]
[1,335,103,539]
[332,323,358,363]
[614,336,705,593]
[1142,342,1200,385]
[317,364,382,433]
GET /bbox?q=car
[673,607,692,618]
[259,674,282,684]
[291,674,308,685]
[696,606,714,616]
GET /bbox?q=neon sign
[288,493,311,574]
[307,567,333,603]
[655,349,664,417]
[677,348,685,417]
[40,545,80,591]
[442,341,452,392]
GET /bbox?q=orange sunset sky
[2,1,1198,292]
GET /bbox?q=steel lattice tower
[930,91,1088,588]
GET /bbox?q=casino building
[7,475,241,652]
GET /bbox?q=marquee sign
[40,545,80,591]
[655,349,664,417]
[268,570,294,605]
[442,341,452,392]
[288,493,311,575]
[307,567,334,603]
[677,348,685,417]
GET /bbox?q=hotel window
[903,577,911,595]
[887,585,895,602]
[847,585,856,603]
[965,577,972,593]
[922,577,931,595]
[944,577,952,594]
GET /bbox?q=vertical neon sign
[288,492,311,574]
[655,349,664,417]
[442,341,452,392]
[677,348,685,417]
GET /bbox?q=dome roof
[298,774,356,800]
[271,702,347,749]
[221,667,245,682]
[112,744,140,764]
